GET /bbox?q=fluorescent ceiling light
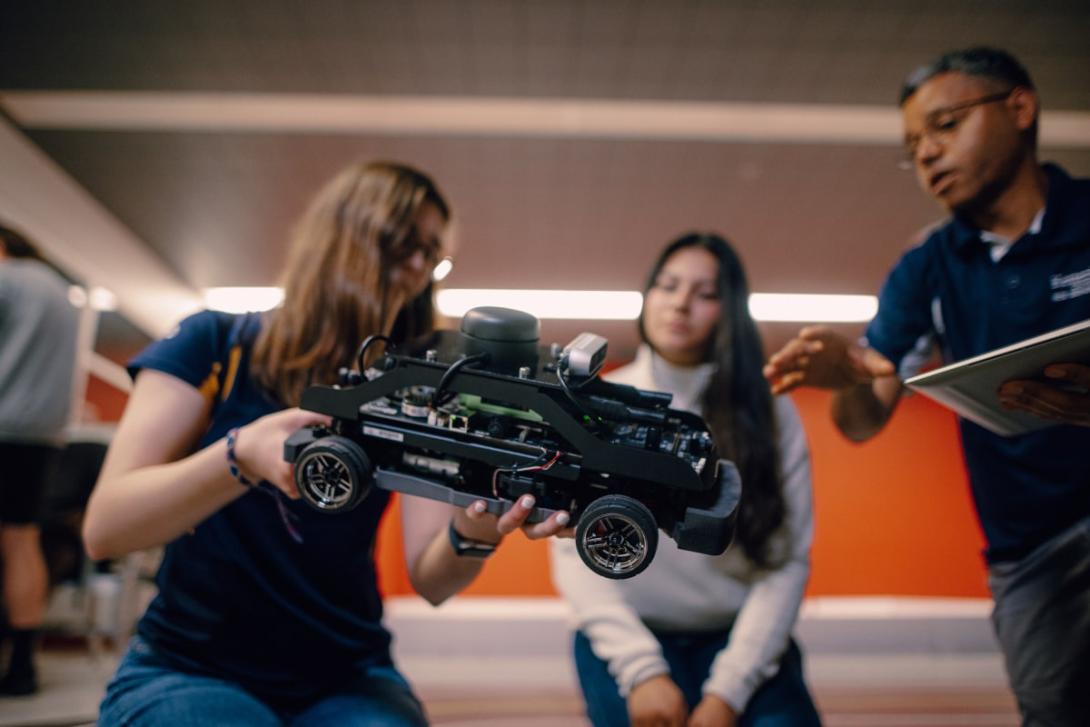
[749,293,877,322]
[66,285,120,311]
[200,287,875,322]
[65,285,117,311]
[88,286,118,311]
[68,285,87,308]
[437,289,644,320]
[438,289,876,322]
[5,91,1088,148]
[203,286,284,313]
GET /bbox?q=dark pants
[0,442,58,525]
[573,628,822,727]
[989,514,1090,727]
[99,635,428,726]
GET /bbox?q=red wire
[492,451,562,497]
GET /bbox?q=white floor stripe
[825,716,1018,726]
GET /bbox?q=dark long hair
[639,233,786,568]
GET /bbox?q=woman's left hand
[687,694,737,727]
[452,495,574,545]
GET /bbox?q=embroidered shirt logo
[1051,267,1090,302]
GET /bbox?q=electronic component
[561,332,608,379]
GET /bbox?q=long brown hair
[639,233,786,569]
[252,161,450,405]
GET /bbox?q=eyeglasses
[389,230,443,267]
[899,90,1013,170]
[386,232,454,288]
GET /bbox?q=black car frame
[284,307,740,579]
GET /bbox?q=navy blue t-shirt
[128,310,393,705]
[865,164,1090,563]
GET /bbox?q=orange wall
[796,388,987,597]
[376,390,989,598]
[84,376,130,423]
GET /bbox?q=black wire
[570,371,596,390]
[356,335,391,373]
[430,353,489,407]
[557,364,600,429]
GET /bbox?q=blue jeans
[98,635,428,726]
[989,514,1090,727]
[574,629,821,727]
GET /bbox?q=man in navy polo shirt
[765,47,1089,724]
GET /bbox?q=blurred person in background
[84,161,571,726]
[764,47,1090,724]
[552,233,821,727]
[0,224,80,696]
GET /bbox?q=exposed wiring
[431,352,489,407]
[556,363,600,428]
[570,370,596,390]
[356,334,390,373]
[491,450,562,498]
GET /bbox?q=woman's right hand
[628,674,689,727]
[231,408,331,499]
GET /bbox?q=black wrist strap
[448,520,497,558]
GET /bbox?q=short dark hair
[899,47,1035,106]
[0,223,43,260]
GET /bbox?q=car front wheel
[575,494,658,579]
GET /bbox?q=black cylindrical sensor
[460,307,540,374]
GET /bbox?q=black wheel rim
[580,512,648,575]
[299,451,355,509]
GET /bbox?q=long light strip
[203,286,877,322]
[439,289,878,322]
[436,289,644,320]
[203,286,284,313]
[5,91,1088,148]
[749,293,878,322]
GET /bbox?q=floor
[0,595,1021,726]
[0,649,1020,727]
[0,646,115,727]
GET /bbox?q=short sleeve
[128,310,233,394]
[862,243,937,373]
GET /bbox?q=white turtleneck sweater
[550,345,814,712]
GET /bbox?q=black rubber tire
[293,436,373,513]
[575,494,658,579]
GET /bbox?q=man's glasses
[899,90,1013,170]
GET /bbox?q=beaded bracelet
[225,427,256,488]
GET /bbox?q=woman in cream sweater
[551,233,822,727]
